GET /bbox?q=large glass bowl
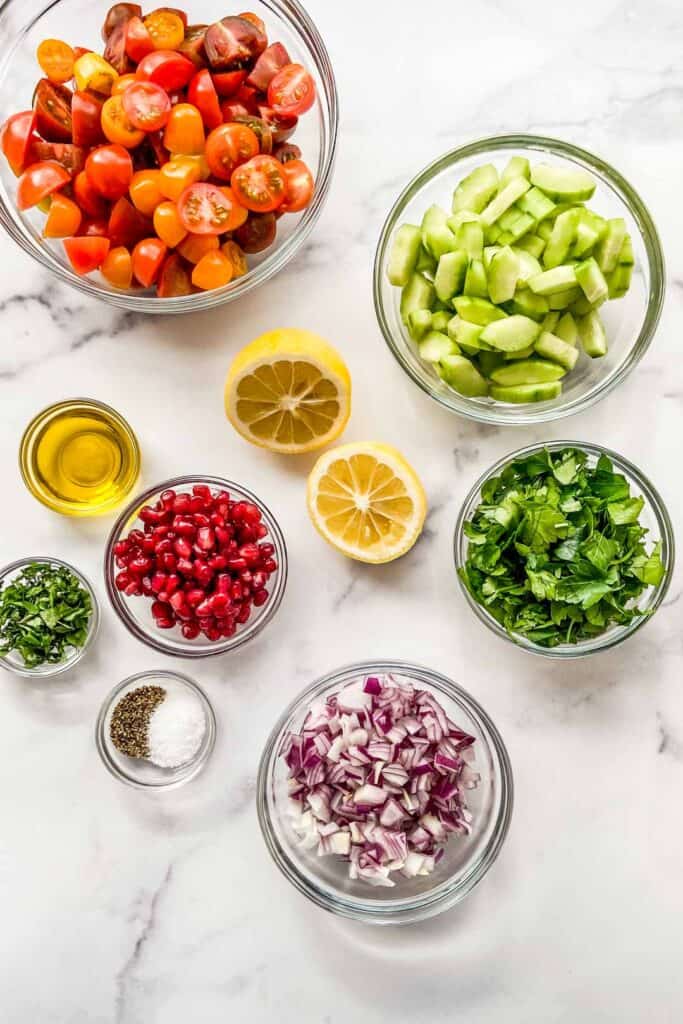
[0,0,338,313]
[373,135,665,425]
[257,661,513,925]
[454,441,675,658]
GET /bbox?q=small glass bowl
[257,660,513,925]
[96,670,216,789]
[0,0,338,313]
[104,475,288,658]
[454,441,675,658]
[0,556,99,677]
[373,134,665,425]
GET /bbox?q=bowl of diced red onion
[257,661,513,924]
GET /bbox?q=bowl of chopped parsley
[0,557,99,677]
[455,443,674,656]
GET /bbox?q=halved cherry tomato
[72,91,105,147]
[108,195,152,246]
[238,12,267,35]
[37,39,75,85]
[101,94,145,148]
[145,129,170,167]
[73,47,91,61]
[258,105,297,144]
[80,217,110,237]
[104,23,133,76]
[153,200,187,247]
[178,232,219,263]
[73,52,119,95]
[74,170,110,217]
[1,111,37,175]
[132,236,167,286]
[230,154,285,213]
[211,68,247,97]
[273,141,301,164]
[43,193,82,237]
[233,114,272,154]
[29,140,87,176]
[217,186,249,230]
[267,63,315,117]
[144,10,185,50]
[17,160,71,210]
[158,155,203,200]
[177,182,235,235]
[112,73,137,96]
[234,211,276,252]
[136,50,195,91]
[163,103,205,154]
[129,168,164,213]
[122,81,171,132]
[187,70,222,130]
[204,16,266,70]
[178,25,208,67]
[192,249,232,290]
[63,235,110,274]
[101,245,133,287]
[222,239,248,278]
[102,4,142,42]
[125,16,155,63]
[219,100,251,122]
[247,42,290,91]
[233,83,259,114]
[86,144,133,200]
[34,79,73,142]
[205,122,259,181]
[280,158,314,213]
[157,252,193,296]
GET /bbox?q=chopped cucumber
[490,381,563,403]
[453,296,507,325]
[548,287,582,310]
[431,310,451,332]
[439,354,489,397]
[537,220,553,242]
[400,273,435,323]
[543,209,579,269]
[448,316,487,350]
[574,257,608,305]
[419,331,458,363]
[503,344,535,360]
[407,309,433,342]
[606,263,633,299]
[447,210,480,234]
[455,220,484,259]
[480,177,531,227]
[434,250,468,302]
[528,264,577,295]
[497,207,535,242]
[555,312,578,346]
[578,311,607,357]
[387,224,422,286]
[500,156,530,186]
[514,249,543,286]
[480,315,541,352]
[510,290,549,321]
[415,245,437,278]
[618,234,634,266]
[569,294,603,316]
[516,186,556,222]
[477,350,505,377]
[594,217,627,274]
[488,246,519,304]
[534,331,579,370]
[530,164,596,202]
[483,245,502,269]
[571,215,600,259]
[490,359,565,386]
[515,233,546,259]
[421,205,456,258]
[541,311,560,333]
[452,164,499,214]
[464,259,488,298]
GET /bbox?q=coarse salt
[147,689,206,768]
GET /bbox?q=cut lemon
[307,442,427,563]
[225,328,351,454]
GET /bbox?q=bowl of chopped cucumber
[374,135,664,424]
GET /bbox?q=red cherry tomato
[258,105,297,144]
[232,114,272,154]
[79,217,110,237]
[73,170,110,217]
[72,91,105,147]
[211,68,247,97]
[176,182,236,235]
[267,63,315,117]
[273,141,301,164]
[157,252,193,296]
[1,110,37,175]
[17,160,71,210]
[204,16,266,70]
[187,70,222,129]
[33,79,73,142]
[125,16,155,63]
[85,144,133,200]
[219,100,251,122]
[230,154,286,213]
[136,50,195,92]
[247,42,290,91]
[63,235,110,274]
[132,236,167,286]
[234,211,276,253]
[108,195,152,247]
[29,140,86,175]
[280,158,314,213]
[122,81,171,132]
[205,122,259,181]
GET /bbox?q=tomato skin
[232,114,272,154]
[80,217,110,237]
[205,122,259,181]
[1,111,37,175]
[101,94,146,148]
[108,195,152,246]
[29,140,86,176]
[37,39,75,85]
[125,16,155,63]
[247,42,290,91]
[157,252,193,296]
[136,50,195,91]
[219,100,251,122]
[230,154,285,213]
[267,63,315,117]
[234,211,276,253]
[73,169,110,217]
[192,249,232,289]
[176,182,235,235]
[73,53,119,95]
[163,103,205,155]
[144,11,185,51]
[273,141,301,164]
[187,70,222,130]
[211,69,247,97]
[258,105,297,144]
[222,239,248,278]
[153,200,188,247]
[112,73,137,96]
[34,79,73,142]
[178,25,208,67]
[85,144,133,200]
[63,235,110,274]
[132,236,167,286]
[122,81,171,132]
[17,160,71,210]
[177,232,218,263]
[129,168,164,214]
[279,158,314,213]
[217,186,249,230]
[104,23,134,76]
[238,12,267,35]
[102,4,142,42]
[158,155,203,200]
[101,245,133,287]
[43,193,82,237]
[72,91,105,147]
[204,16,267,70]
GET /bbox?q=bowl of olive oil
[20,399,141,516]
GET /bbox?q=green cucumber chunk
[419,331,458,363]
[400,273,435,323]
[453,296,507,325]
[554,312,578,346]
[500,156,530,186]
[530,163,596,202]
[543,209,579,269]
[528,264,578,295]
[421,205,457,258]
[431,310,451,332]
[510,290,549,321]
[548,287,582,310]
[480,315,541,352]
[607,263,633,298]
[480,177,531,227]
[464,259,488,298]
[434,250,468,302]
[452,164,499,214]
[448,316,492,350]
[415,245,437,278]
[516,186,556,222]
[447,210,480,234]
[569,294,603,315]
[477,350,505,377]
[595,217,627,274]
[618,234,634,266]
[540,311,560,333]
[571,215,600,259]
[578,311,608,357]
[407,309,433,342]
[515,233,546,259]
[388,224,422,286]
[574,257,608,305]
[503,344,535,360]
[490,358,566,385]
[455,221,484,259]
[514,249,543,285]
[483,245,502,269]
[490,381,563,404]
[534,331,579,370]
[439,354,489,397]
[488,246,519,304]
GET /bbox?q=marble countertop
[1,0,682,1021]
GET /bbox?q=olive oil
[20,399,140,516]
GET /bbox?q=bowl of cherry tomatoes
[0,1,338,312]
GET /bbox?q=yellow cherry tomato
[153,200,188,248]
[73,52,119,95]
[101,95,145,148]
[158,155,203,201]
[101,246,133,288]
[192,250,233,290]
[144,10,186,50]
[163,103,205,155]
[112,73,137,96]
[129,169,165,215]
[37,39,75,84]
[178,233,219,264]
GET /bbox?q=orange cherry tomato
[191,249,232,290]
[205,123,259,181]
[122,81,171,132]
[136,50,194,91]
[267,63,315,117]
[177,233,218,263]
[112,73,137,96]
[157,252,193,296]
[153,200,187,247]
[238,12,267,35]
[85,144,133,200]
[108,196,152,247]
[221,239,248,278]
[101,94,145,148]
[101,245,133,287]
[17,160,71,210]
[125,16,155,64]
[132,236,167,286]
[280,158,314,213]
[217,186,249,230]
[230,154,285,213]
[176,182,235,235]
[36,39,75,85]
[129,169,164,214]
[158,155,202,200]
[163,103,205,155]
[1,110,37,175]
[73,169,110,217]
[43,193,83,237]
[144,10,185,50]
[63,235,110,274]
[187,70,222,129]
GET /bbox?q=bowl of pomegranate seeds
[257,661,513,924]
[105,475,287,656]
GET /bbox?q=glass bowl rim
[0,0,339,314]
[104,474,288,659]
[0,554,100,677]
[372,133,665,425]
[95,668,217,789]
[453,440,675,659]
[256,658,514,924]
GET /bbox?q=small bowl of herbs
[454,442,674,657]
[0,557,99,677]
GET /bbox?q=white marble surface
[1,1,683,1021]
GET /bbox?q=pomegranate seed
[160,489,176,508]
[226,556,247,572]
[236,603,251,624]
[193,484,211,499]
[238,543,260,566]
[210,511,224,528]
[128,529,144,544]
[140,506,165,524]
[115,556,128,569]
[239,569,253,585]
[115,570,131,590]
[151,572,166,593]
[243,502,262,524]
[151,599,168,615]
[170,493,190,514]
[165,574,180,596]
[129,556,153,575]
[173,537,193,559]
[210,593,229,615]
[125,581,142,596]
[205,626,221,641]
[186,588,206,607]
[192,512,210,527]
[256,524,268,538]
[140,575,153,596]
[251,571,266,589]
[253,588,269,607]
[158,552,176,572]
[193,562,214,587]
[113,540,130,557]
[215,526,233,547]
[177,557,194,576]
[232,501,247,519]
[216,574,231,594]
[260,543,275,559]
[142,536,156,554]
[157,617,175,629]
[209,554,227,571]
[231,581,243,602]
[169,591,186,612]
[263,558,277,574]
[196,526,215,551]
[152,524,170,542]
[197,616,213,630]
[181,622,201,640]
[173,517,197,537]
[189,495,205,513]
[195,598,213,618]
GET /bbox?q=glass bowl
[0,0,338,313]
[0,555,99,677]
[257,660,513,925]
[454,441,675,658]
[104,474,287,658]
[96,670,216,789]
[373,134,665,425]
